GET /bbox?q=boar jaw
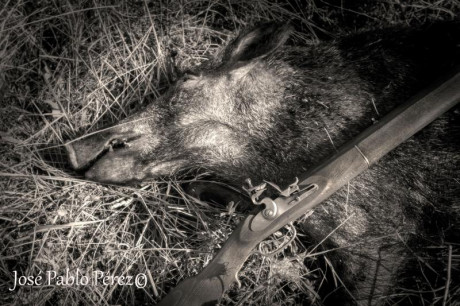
[83,148,185,184]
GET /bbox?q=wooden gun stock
[158,70,460,306]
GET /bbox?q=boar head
[66,23,298,185]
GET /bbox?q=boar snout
[65,127,139,170]
[65,120,162,183]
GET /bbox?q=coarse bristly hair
[65,19,460,304]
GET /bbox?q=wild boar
[65,22,460,304]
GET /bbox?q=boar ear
[223,22,292,64]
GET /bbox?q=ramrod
[66,22,460,304]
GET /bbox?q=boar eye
[183,70,200,81]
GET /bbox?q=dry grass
[1,0,459,305]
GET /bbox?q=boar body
[66,22,460,304]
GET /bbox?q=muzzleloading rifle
[158,70,460,306]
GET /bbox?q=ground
[1,0,459,305]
